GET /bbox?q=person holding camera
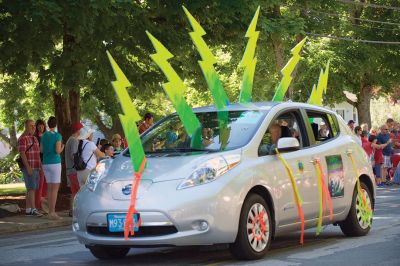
[76,127,105,186]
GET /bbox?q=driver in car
[259,123,282,155]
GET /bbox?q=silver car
[73,101,375,260]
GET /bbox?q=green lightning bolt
[146,31,202,147]
[272,37,307,101]
[106,51,145,172]
[182,6,229,109]
[308,61,330,106]
[183,6,232,149]
[238,7,260,103]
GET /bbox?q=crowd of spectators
[17,112,154,218]
[353,118,400,187]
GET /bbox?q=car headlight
[86,158,112,192]
[177,154,241,190]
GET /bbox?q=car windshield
[125,110,266,155]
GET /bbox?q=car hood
[101,150,241,183]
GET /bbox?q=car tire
[88,246,130,260]
[229,193,272,260]
[339,182,373,237]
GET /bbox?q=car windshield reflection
[124,110,266,156]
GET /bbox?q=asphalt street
[1,186,399,266]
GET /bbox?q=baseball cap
[78,127,95,140]
[72,122,84,132]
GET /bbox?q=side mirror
[276,137,300,153]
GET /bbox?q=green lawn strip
[0,183,26,196]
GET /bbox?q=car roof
[191,101,336,114]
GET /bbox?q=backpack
[73,140,93,171]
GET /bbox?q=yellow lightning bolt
[239,6,260,103]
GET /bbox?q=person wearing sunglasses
[377,124,393,186]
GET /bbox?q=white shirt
[355,136,362,146]
[80,140,98,170]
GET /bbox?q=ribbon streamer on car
[313,158,333,235]
[275,148,305,245]
[124,157,147,240]
[347,153,373,224]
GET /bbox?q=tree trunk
[270,5,285,76]
[0,123,18,154]
[94,114,124,141]
[355,84,372,126]
[53,91,80,193]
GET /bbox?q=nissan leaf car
[73,101,375,260]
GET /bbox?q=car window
[327,113,340,137]
[258,111,307,156]
[306,111,334,144]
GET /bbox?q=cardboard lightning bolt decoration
[183,6,230,108]
[272,38,307,101]
[106,51,147,240]
[146,31,202,147]
[308,61,330,106]
[183,6,231,149]
[238,7,260,103]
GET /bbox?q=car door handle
[309,157,320,164]
[346,149,353,155]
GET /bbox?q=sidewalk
[0,211,72,235]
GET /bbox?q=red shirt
[362,142,373,156]
[374,148,383,164]
[138,122,151,134]
[18,134,41,169]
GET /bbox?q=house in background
[328,102,358,125]
[0,129,11,159]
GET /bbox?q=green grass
[0,183,26,196]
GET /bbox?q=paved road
[1,187,399,266]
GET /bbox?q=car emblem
[122,184,132,195]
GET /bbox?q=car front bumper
[73,177,241,247]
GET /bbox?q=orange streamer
[317,160,333,220]
[124,157,147,240]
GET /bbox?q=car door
[258,109,319,226]
[303,109,349,215]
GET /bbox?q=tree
[294,0,400,125]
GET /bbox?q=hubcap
[356,188,372,229]
[246,203,269,252]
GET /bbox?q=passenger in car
[319,122,329,138]
[259,123,282,155]
[202,127,214,147]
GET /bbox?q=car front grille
[87,225,178,237]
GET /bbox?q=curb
[0,217,72,235]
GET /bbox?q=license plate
[107,213,140,232]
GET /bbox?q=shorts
[77,168,92,186]
[373,164,382,178]
[67,173,80,194]
[42,164,62,183]
[21,168,40,190]
[383,155,392,168]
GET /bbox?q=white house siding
[326,102,358,125]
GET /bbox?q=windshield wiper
[150,147,219,153]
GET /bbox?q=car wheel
[229,193,272,260]
[87,246,130,260]
[339,182,373,237]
